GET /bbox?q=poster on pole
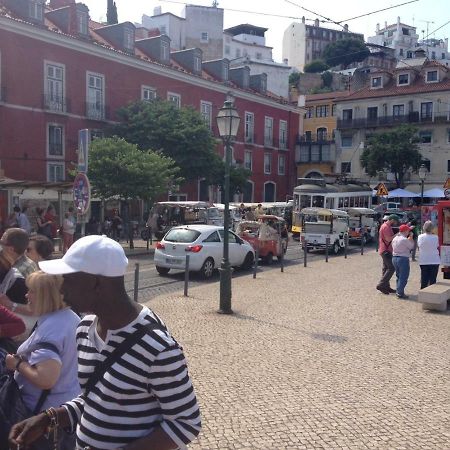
[78,129,90,173]
[73,172,91,216]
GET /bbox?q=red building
[0,0,301,205]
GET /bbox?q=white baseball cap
[39,235,129,277]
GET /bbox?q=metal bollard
[325,236,330,263]
[253,249,258,279]
[184,255,190,297]
[280,247,284,273]
[133,263,140,302]
[302,237,307,267]
[361,234,365,255]
[344,234,348,259]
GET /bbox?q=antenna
[212,0,219,6]
[419,20,435,41]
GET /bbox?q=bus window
[326,197,334,209]
[312,196,324,207]
[338,197,344,208]
[294,194,300,208]
[300,195,310,209]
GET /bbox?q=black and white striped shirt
[63,306,201,449]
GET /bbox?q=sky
[81,0,450,61]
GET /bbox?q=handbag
[0,342,59,448]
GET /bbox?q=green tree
[322,38,370,69]
[360,125,423,188]
[88,137,180,202]
[321,71,333,88]
[110,100,221,184]
[107,0,118,24]
[289,71,300,86]
[304,60,329,73]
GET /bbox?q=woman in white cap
[417,220,440,289]
[392,224,415,299]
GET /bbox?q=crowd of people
[0,232,201,449]
[376,215,440,299]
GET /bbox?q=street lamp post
[216,100,241,314]
[418,163,428,228]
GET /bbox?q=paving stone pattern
[144,248,450,449]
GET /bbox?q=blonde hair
[26,271,66,316]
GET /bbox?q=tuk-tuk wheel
[241,252,255,270]
[264,252,273,265]
[156,266,170,276]
[332,241,340,255]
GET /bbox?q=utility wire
[424,19,450,40]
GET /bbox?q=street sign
[445,188,450,199]
[73,172,91,215]
[78,129,90,173]
[444,178,450,189]
[376,183,389,196]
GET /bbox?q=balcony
[295,142,336,164]
[42,94,70,113]
[245,133,255,145]
[337,112,420,129]
[86,102,109,121]
[297,133,335,144]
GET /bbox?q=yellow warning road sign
[376,183,389,196]
[444,178,450,189]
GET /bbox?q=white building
[142,8,185,50]
[282,17,364,72]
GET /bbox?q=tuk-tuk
[236,215,288,264]
[150,201,223,240]
[346,207,377,244]
[300,207,349,254]
[214,203,242,231]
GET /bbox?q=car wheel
[362,234,368,245]
[241,252,254,270]
[140,229,150,240]
[264,252,273,265]
[200,257,215,279]
[332,241,340,255]
[156,266,170,276]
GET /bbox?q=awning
[405,183,445,194]
[387,188,419,198]
[423,188,445,198]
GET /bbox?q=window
[315,105,329,117]
[431,51,436,60]
[236,49,241,58]
[245,112,254,143]
[419,130,432,144]
[45,62,65,112]
[124,28,134,51]
[86,72,105,120]
[48,125,63,157]
[371,76,382,88]
[90,130,104,141]
[278,155,286,175]
[407,51,413,58]
[200,101,212,129]
[203,231,220,243]
[341,161,352,174]
[264,153,272,174]
[341,135,353,147]
[222,62,229,81]
[142,86,156,102]
[367,107,378,120]
[29,1,44,20]
[331,104,336,116]
[244,150,252,171]
[200,32,209,43]
[256,52,262,60]
[398,73,410,85]
[47,163,64,182]
[224,45,230,55]
[426,70,438,82]
[342,109,353,121]
[399,48,404,56]
[167,92,181,108]
[421,102,433,120]
[279,120,287,149]
[447,160,450,173]
[264,117,273,147]
[161,41,169,61]
[306,107,314,119]
[317,127,327,141]
[77,11,89,35]
[194,56,202,72]
[393,104,404,118]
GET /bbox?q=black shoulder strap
[83,322,165,398]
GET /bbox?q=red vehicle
[236,215,288,264]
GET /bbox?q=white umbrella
[423,188,444,198]
[387,188,420,198]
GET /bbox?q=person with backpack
[8,235,201,450]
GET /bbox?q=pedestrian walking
[376,214,399,295]
[418,220,440,289]
[255,203,265,218]
[9,235,201,450]
[62,208,76,254]
[409,219,419,261]
[15,206,31,234]
[35,208,53,240]
[392,224,415,299]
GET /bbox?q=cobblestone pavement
[143,248,450,449]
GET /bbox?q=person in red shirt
[376,214,399,294]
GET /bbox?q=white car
[154,225,255,278]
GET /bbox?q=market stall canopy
[423,188,444,198]
[388,188,420,198]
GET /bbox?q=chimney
[384,21,388,29]
[49,0,75,7]
[344,24,349,32]
[376,23,380,33]
[314,18,320,27]
[301,16,305,24]
[154,6,162,16]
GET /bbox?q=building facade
[0,0,301,205]
[334,59,450,191]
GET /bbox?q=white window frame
[161,40,169,61]
[47,162,65,182]
[264,153,272,174]
[167,92,181,108]
[426,70,439,83]
[200,101,212,129]
[77,10,89,35]
[279,120,288,149]
[244,150,252,171]
[264,116,273,147]
[86,71,105,120]
[397,73,410,86]
[371,76,382,89]
[278,154,286,175]
[194,55,202,72]
[141,86,156,101]
[29,1,44,20]
[393,104,405,117]
[44,61,65,112]
[124,27,135,51]
[245,112,254,143]
[200,32,209,43]
[47,123,64,158]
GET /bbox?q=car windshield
[164,228,201,243]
